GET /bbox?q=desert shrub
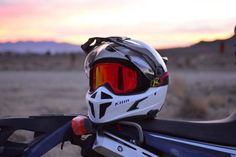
[207,95,228,109]
[158,77,189,118]
[177,95,208,120]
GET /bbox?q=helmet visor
[90,62,147,95]
[84,41,165,80]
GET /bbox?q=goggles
[89,61,168,95]
[83,37,167,81]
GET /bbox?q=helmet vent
[105,45,116,52]
[88,101,95,118]
[101,92,113,99]
[91,92,97,98]
[99,102,111,118]
[127,97,147,112]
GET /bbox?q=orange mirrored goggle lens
[90,63,138,94]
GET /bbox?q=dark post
[234,25,236,35]
[220,41,225,54]
[234,26,236,65]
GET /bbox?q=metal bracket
[93,131,159,157]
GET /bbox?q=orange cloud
[0,0,235,48]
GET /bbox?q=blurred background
[0,0,236,156]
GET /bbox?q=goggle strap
[150,72,169,87]
[81,37,130,54]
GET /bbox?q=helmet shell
[84,37,168,123]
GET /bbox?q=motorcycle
[0,111,236,157]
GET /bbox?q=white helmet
[82,37,168,124]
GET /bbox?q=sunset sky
[0,0,236,48]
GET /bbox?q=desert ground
[1,70,236,120]
[0,69,236,157]
[0,47,236,156]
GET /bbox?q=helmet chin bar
[87,85,167,124]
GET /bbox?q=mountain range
[0,34,235,54]
[0,41,83,54]
[159,34,236,70]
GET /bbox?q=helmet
[82,37,168,124]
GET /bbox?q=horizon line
[0,33,234,50]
